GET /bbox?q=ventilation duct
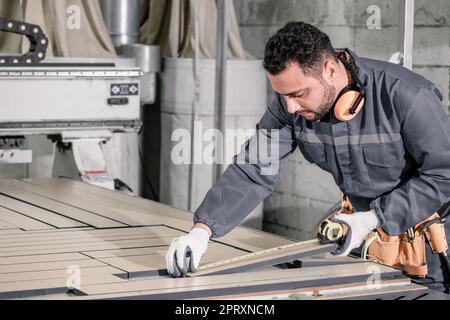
[100,0,140,48]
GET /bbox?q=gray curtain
[0,0,23,54]
[140,0,251,59]
[2,0,250,59]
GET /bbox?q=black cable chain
[0,17,49,66]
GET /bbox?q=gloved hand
[332,210,379,257]
[166,227,210,278]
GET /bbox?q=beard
[304,81,336,122]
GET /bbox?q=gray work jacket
[194,49,450,240]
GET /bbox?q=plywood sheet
[0,182,126,228]
[0,266,123,283]
[0,194,84,228]
[0,218,17,230]
[0,179,428,301]
[87,243,249,276]
[0,227,183,248]
[0,252,90,266]
[0,206,55,231]
[0,267,126,299]
[10,180,165,226]
[0,258,105,274]
[73,263,404,298]
[23,179,294,252]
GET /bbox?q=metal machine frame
[0,17,144,191]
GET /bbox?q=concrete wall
[234,0,450,240]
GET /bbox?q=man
[166,22,450,293]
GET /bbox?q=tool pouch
[424,216,448,254]
[365,213,446,278]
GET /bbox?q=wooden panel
[310,284,426,300]
[9,180,167,227]
[55,279,412,301]
[82,242,245,260]
[0,179,427,301]
[0,182,126,228]
[73,263,403,297]
[0,252,89,266]
[0,218,16,230]
[0,237,175,257]
[27,178,193,223]
[96,255,166,274]
[0,228,93,238]
[87,243,248,275]
[0,267,126,299]
[0,226,171,241]
[297,253,366,268]
[0,258,105,274]
[0,206,54,231]
[24,179,295,252]
[41,179,296,251]
[53,178,296,250]
[81,247,163,259]
[0,227,183,248]
[0,194,85,229]
[0,265,123,283]
[0,229,23,235]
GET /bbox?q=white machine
[0,17,160,192]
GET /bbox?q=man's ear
[322,59,339,84]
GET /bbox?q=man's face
[268,61,336,122]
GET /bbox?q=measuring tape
[317,219,347,244]
[195,219,347,274]
[197,238,321,272]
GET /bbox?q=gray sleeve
[194,95,298,238]
[370,86,450,235]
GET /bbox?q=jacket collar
[335,48,370,87]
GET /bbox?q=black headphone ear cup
[334,90,365,121]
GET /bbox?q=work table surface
[0,178,447,300]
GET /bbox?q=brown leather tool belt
[341,196,448,278]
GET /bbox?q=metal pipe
[399,0,415,70]
[21,0,28,20]
[188,0,201,212]
[213,0,228,183]
[100,0,140,48]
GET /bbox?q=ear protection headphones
[332,57,366,121]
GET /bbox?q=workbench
[0,178,448,300]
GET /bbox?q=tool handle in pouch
[424,218,448,254]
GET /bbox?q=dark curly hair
[263,22,337,76]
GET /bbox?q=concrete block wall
[234,0,450,240]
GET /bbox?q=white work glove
[332,210,379,257]
[166,227,210,278]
